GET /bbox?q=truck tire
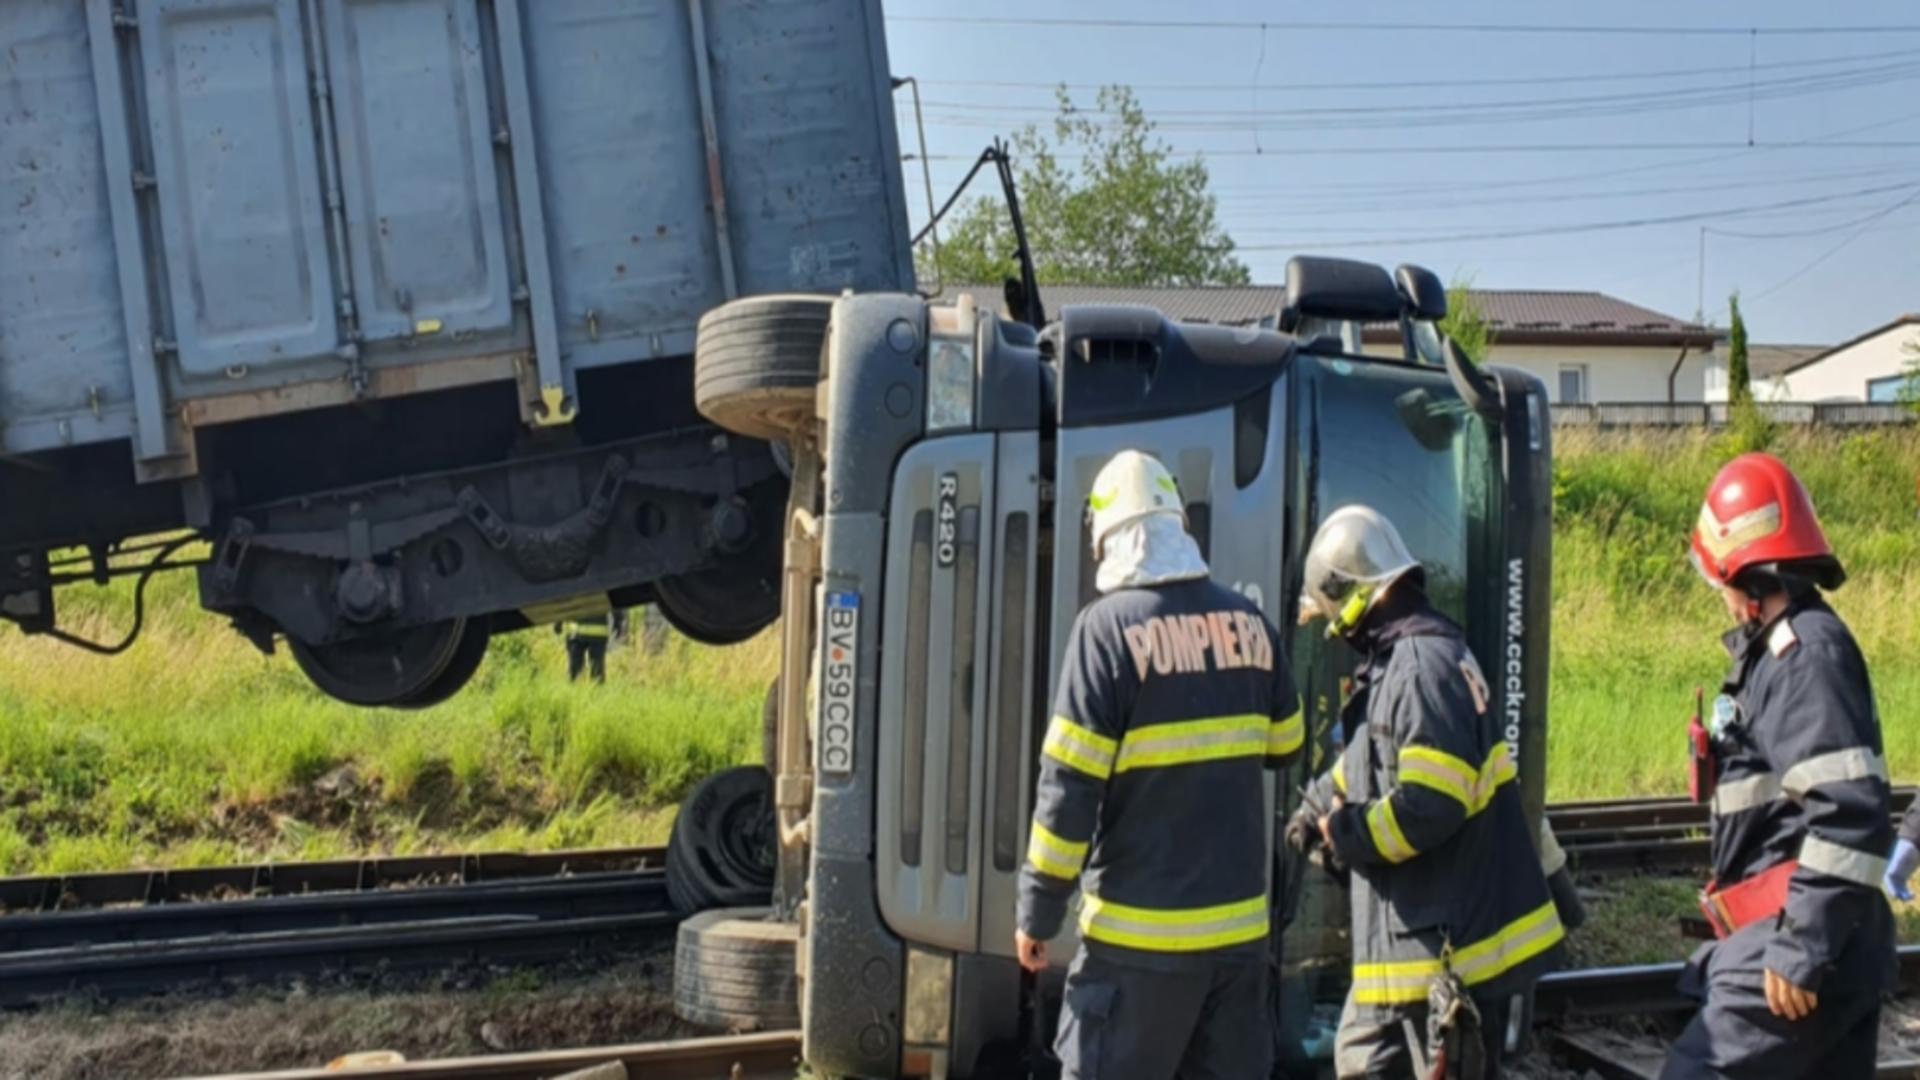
[666,766,776,915]
[672,907,800,1032]
[694,295,831,441]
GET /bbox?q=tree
[1726,292,1752,405]
[923,86,1249,288]
[1440,279,1493,364]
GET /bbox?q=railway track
[0,792,1903,1006]
[0,855,677,1007]
[1547,788,1915,875]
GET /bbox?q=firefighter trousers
[1658,969,1879,1079]
[1333,986,1514,1080]
[1053,948,1272,1080]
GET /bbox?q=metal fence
[1551,402,1916,427]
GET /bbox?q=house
[1741,315,1919,403]
[943,284,1722,403]
[1703,344,1826,402]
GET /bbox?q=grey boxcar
[0,0,911,702]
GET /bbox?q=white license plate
[818,591,860,776]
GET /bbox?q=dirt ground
[0,947,697,1080]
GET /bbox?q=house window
[1867,375,1909,403]
[1558,365,1588,404]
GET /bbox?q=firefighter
[1661,452,1895,1079]
[1288,505,1564,1080]
[1014,450,1303,1080]
[562,614,612,682]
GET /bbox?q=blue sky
[880,2,1920,345]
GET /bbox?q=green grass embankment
[0,568,771,874]
[1548,426,1920,800]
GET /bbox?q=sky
[879,1,1920,345]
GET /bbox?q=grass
[0,426,1912,874]
[0,571,776,875]
[1546,426,1920,801]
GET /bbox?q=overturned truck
[681,259,1556,1077]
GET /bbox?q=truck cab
[689,257,1554,1077]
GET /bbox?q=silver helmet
[1299,505,1420,636]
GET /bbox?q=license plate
[818,591,860,776]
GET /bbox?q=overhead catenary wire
[1194,179,1920,251]
[886,14,1920,36]
[912,47,1920,95]
[1745,189,1920,300]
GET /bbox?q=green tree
[923,86,1249,288]
[1726,291,1752,406]
[1440,279,1494,363]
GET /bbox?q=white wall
[1363,341,1716,402]
[1775,322,1918,403]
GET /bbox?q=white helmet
[1299,505,1420,636]
[1087,450,1186,558]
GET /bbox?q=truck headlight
[925,296,977,433]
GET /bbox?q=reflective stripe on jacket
[1302,593,1563,1012]
[1705,598,1896,994]
[1016,577,1303,964]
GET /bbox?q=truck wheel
[288,618,468,708]
[666,766,776,914]
[694,294,831,441]
[672,908,800,1032]
[393,620,490,710]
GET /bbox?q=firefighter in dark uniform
[1661,452,1895,1079]
[563,613,614,682]
[1015,450,1304,1080]
[1288,505,1564,1079]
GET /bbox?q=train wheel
[288,618,467,708]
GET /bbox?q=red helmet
[1689,452,1844,591]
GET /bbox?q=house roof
[939,283,1720,349]
[1778,314,1920,375]
[1749,345,1827,379]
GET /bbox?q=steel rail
[0,845,667,912]
[193,1032,803,1080]
[0,909,678,1007]
[0,869,667,953]
[1536,944,1920,1019]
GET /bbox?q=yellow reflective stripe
[1367,798,1417,863]
[1025,821,1089,881]
[1267,709,1304,756]
[1399,743,1518,816]
[1351,900,1565,1004]
[1114,714,1268,772]
[1079,892,1269,952]
[1043,716,1117,779]
[1332,746,1349,794]
[1399,746,1477,809]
